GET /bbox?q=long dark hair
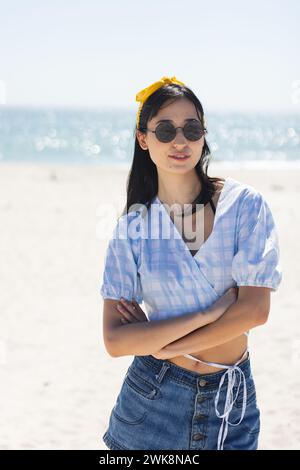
[121,83,224,217]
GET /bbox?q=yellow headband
[135,76,186,129]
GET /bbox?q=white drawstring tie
[184,347,249,450]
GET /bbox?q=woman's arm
[107,288,238,357]
[105,300,216,357]
[152,286,270,359]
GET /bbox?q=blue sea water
[0,106,299,167]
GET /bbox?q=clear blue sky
[0,0,300,112]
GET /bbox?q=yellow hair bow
[135,76,186,128]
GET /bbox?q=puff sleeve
[231,190,283,292]
[100,211,143,304]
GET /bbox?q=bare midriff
[166,334,248,374]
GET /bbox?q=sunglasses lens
[184,122,204,141]
[155,123,176,143]
[155,121,205,142]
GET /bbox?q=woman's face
[136,97,205,174]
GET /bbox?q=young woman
[100,76,282,450]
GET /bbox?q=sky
[0,0,300,112]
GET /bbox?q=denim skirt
[102,353,260,450]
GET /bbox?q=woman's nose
[172,128,187,145]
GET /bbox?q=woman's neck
[157,171,202,208]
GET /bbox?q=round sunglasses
[141,120,206,143]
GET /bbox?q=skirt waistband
[135,352,252,391]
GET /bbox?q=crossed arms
[104,286,270,358]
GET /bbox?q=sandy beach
[0,161,299,450]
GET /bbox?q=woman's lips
[168,154,191,161]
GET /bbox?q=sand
[0,161,299,450]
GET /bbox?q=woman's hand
[151,349,167,360]
[208,287,238,322]
[152,346,180,360]
[116,300,177,360]
[115,298,148,324]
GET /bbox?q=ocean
[0,106,299,168]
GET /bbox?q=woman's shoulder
[119,205,146,223]
[114,206,144,241]
[224,176,263,203]
[222,177,274,232]
[212,176,266,221]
